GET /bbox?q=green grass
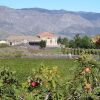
[0,58,78,82]
[28,47,61,54]
[0,47,62,58]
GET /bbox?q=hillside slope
[0,6,100,38]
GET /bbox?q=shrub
[0,67,20,100]
[20,66,66,100]
[39,40,46,49]
[0,43,9,48]
[67,52,100,100]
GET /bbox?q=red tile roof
[37,32,56,38]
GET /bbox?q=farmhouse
[37,32,58,47]
[6,32,59,47]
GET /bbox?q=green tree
[74,34,81,48]
[81,36,92,48]
[61,37,69,47]
[69,40,76,48]
[57,37,62,44]
[57,37,69,47]
[39,40,46,49]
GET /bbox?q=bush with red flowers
[19,66,66,100]
[31,81,39,87]
[27,79,40,92]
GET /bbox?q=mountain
[0,6,100,39]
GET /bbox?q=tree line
[57,34,100,49]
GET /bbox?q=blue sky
[0,0,100,12]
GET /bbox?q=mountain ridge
[0,6,100,39]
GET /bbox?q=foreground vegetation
[0,58,77,82]
[0,53,100,100]
[0,58,77,99]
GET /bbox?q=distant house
[6,32,59,47]
[37,32,59,47]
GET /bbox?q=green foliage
[69,40,76,48]
[62,48,100,55]
[0,43,9,48]
[67,52,100,100]
[68,34,99,49]
[57,36,62,44]
[0,58,76,83]
[80,36,92,48]
[39,40,46,49]
[57,37,69,47]
[0,57,99,99]
[0,67,20,100]
[61,37,69,47]
[74,34,81,48]
[13,66,66,100]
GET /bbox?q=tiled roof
[37,32,56,38]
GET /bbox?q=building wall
[41,37,59,47]
[7,35,59,47]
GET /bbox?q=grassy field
[0,58,78,82]
[0,46,62,58]
[0,46,100,59]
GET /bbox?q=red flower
[31,82,39,87]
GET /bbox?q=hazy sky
[0,0,100,12]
